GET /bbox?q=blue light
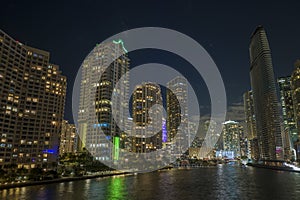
[93,123,109,128]
[43,149,54,154]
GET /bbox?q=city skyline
[1,1,300,123]
[2,1,300,199]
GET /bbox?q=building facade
[222,121,242,158]
[131,82,163,153]
[77,40,129,162]
[59,120,76,155]
[278,76,297,159]
[249,26,284,160]
[0,30,66,169]
[166,76,189,157]
[167,77,188,142]
[291,60,300,161]
[243,90,259,160]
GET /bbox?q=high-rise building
[59,120,76,155]
[243,91,257,140]
[291,60,300,161]
[249,26,284,160]
[78,40,129,162]
[278,76,297,159]
[243,91,259,160]
[291,60,300,137]
[166,76,189,157]
[131,82,163,153]
[222,121,242,158]
[0,30,67,169]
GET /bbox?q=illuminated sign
[93,123,109,128]
[113,136,120,160]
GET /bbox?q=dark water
[1,165,300,200]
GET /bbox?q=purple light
[162,120,167,142]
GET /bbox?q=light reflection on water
[1,165,300,200]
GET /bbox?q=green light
[112,39,128,53]
[113,136,120,160]
[108,178,124,199]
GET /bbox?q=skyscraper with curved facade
[77,40,129,162]
[0,29,67,169]
[249,26,284,160]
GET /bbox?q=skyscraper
[249,26,284,160]
[166,76,189,157]
[278,76,297,159]
[78,40,129,161]
[0,30,67,169]
[291,60,300,161]
[59,120,77,155]
[131,82,163,153]
[243,90,259,160]
[222,121,242,158]
[291,61,300,137]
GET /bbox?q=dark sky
[1,0,300,123]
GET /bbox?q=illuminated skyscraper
[222,121,242,158]
[78,40,129,161]
[132,82,163,153]
[59,120,77,155]
[291,60,300,160]
[278,76,297,159]
[167,77,189,157]
[291,61,300,137]
[243,91,259,160]
[249,26,284,160]
[0,30,67,169]
[244,91,257,140]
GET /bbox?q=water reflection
[1,166,300,200]
[106,177,125,200]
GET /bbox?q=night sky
[1,0,300,123]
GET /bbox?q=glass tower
[78,40,129,162]
[249,26,284,160]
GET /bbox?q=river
[1,165,300,200]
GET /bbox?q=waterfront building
[59,120,77,155]
[249,26,284,160]
[243,90,260,160]
[166,76,189,158]
[222,120,242,158]
[0,29,67,169]
[166,77,189,142]
[131,82,163,153]
[291,60,300,161]
[278,76,297,159]
[77,40,129,161]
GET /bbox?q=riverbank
[0,171,130,190]
[247,163,300,173]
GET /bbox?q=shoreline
[0,171,129,190]
[247,163,300,173]
[2,164,300,190]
